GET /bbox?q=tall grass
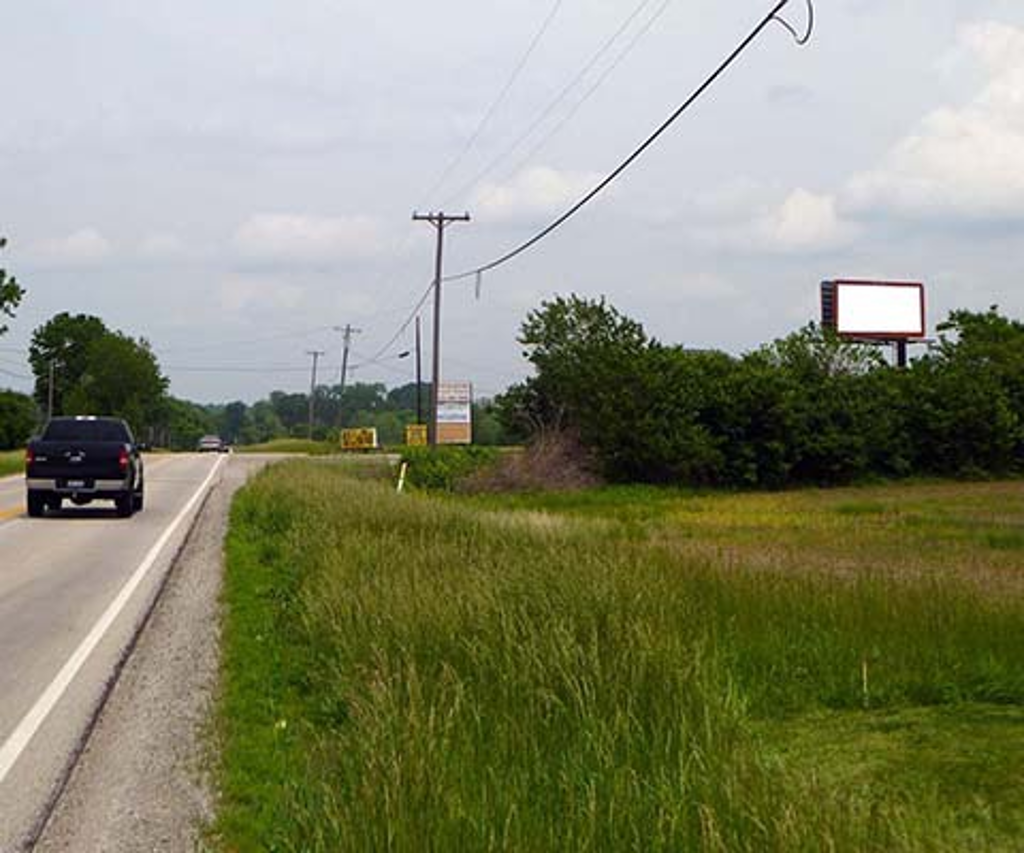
[216,463,1024,851]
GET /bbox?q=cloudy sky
[1,0,1022,403]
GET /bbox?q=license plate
[67,480,86,489]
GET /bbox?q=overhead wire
[354,0,658,367]
[0,365,32,381]
[164,365,318,374]
[444,0,814,285]
[501,0,675,186]
[154,325,338,354]
[363,280,434,365]
[353,0,567,356]
[440,0,661,209]
[416,0,566,208]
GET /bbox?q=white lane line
[0,454,226,784]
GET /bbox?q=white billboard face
[835,281,924,337]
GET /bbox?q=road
[0,453,227,852]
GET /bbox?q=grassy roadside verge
[0,449,22,477]
[215,462,1024,851]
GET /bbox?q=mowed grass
[215,464,1024,851]
[0,449,23,477]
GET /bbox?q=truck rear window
[42,419,132,443]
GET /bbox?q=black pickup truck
[25,416,145,518]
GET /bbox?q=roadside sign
[436,381,472,444]
[341,427,378,451]
[405,424,428,446]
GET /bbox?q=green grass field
[0,449,23,477]
[233,437,341,455]
[214,463,1024,851]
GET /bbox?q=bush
[399,445,500,491]
[499,297,1024,489]
[459,430,601,493]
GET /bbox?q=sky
[1,0,1023,403]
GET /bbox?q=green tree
[753,324,891,484]
[220,401,249,443]
[337,382,387,428]
[269,391,309,432]
[244,400,285,444]
[163,397,218,450]
[498,295,650,443]
[903,307,1024,476]
[0,237,25,337]
[0,390,38,448]
[28,313,109,415]
[386,382,426,413]
[472,400,507,446]
[61,331,168,434]
[935,307,1024,420]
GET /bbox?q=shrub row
[497,298,1024,488]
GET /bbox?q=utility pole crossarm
[412,211,471,446]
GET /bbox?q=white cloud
[686,187,858,255]
[232,213,383,263]
[471,167,602,223]
[754,189,859,253]
[845,21,1024,220]
[31,228,112,266]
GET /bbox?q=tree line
[496,295,1024,487]
[0,304,506,449]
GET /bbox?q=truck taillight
[119,448,130,470]
[25,447,34,468]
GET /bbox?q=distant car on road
[25,415,145,517]
[197,435,228,453]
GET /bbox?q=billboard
[341,427,378,451]
[436,381,472,445]
[821,280,925,338]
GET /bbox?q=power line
[445,0,813,285]
[164,365,320,374]
[361,1,566,329]
[501,0,675,185]
[356,3,671,376]
[364,281,434,365]
[154,325,337,354]
[416,0,566,207]
[440,0,660,208]
[0,365,32,381]
[349,357,414,379]
[348,1,655,358]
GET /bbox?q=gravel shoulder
[34,455,271,853]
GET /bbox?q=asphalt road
[0,453,227,852]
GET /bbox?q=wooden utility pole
[334,324,361,427]
[306,349,325,439]
[412,211,470,445]
[415,315,423,425]
[336,323,361,391]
